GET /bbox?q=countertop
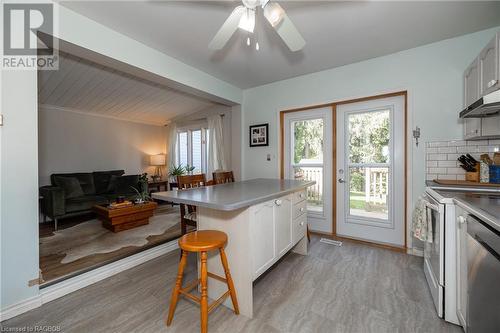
[426,180,500,192]
[430,187,500,232]
[151,178,316,211]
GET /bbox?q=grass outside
[349,191,387,213]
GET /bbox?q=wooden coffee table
[93,202,158,232]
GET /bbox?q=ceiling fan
[209,0,305,52]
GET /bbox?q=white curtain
[166,123,177,169]
[207,114,227,178]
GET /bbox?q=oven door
[423,192,445,317]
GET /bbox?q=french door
[336,96,405,246]
[284,107,333,233]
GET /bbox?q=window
[291,118,324,214]
[175,128,209,174]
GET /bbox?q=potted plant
[168,164,185,189]
[185,164,196,175]
[131,173,151,204]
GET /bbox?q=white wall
[38,107,167,185]
[241,27,500,245]
[1,1,242,315]
[1,69,40,311]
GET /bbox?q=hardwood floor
[39,205,187,285]
[4,236,461,332]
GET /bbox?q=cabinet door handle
[299,193,304,198]
[300,221,305,226]
[299,207,305,212]
[487,79,498,88]
[458,215,466,226]
[275,199,282,206]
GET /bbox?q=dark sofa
[40,170,142,230]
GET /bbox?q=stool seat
[179,230,227,252]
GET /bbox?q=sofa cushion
[93,170,125,194]
[53,177,84,199]
[66,195,108,213]
[107,175,140,195]
[52,173,95,195]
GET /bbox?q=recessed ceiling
[61,1,500,89]
[38,51,218,125]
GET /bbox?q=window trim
[175,127,209,175]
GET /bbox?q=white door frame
[336,95,406,247]
[283,107,333,234]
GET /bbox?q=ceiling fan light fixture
[238,9,255,33]
[263,3,284,27]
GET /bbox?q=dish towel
[412,196,433,243]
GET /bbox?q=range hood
[460,89,500,118]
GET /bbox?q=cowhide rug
[39,209,180,264]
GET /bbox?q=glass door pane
[292,118,324,213]
[177,131,188,166]
[347,109,390,221]
[191,130,202,173]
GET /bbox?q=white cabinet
[275,197,292,257]
[455,206,467,329]
[251,201,276,277]
[463,32,500,140]
[481,115,500,137]
[463,58,482,140]
[479,35,499,96]
[464,57,480,107]
[250,192,305,279]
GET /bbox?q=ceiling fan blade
[264,3,305,52]
[209,5,246,50]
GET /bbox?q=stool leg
[167,250,188,326]
[219,248,239,315]
[200,251,209,333]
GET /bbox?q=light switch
[266,153,271,161]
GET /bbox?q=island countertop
[151,178,315,211]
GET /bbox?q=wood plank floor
[39,205,187,284]
[3,236,462,332]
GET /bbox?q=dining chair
[212,171,235,185]
[177,174,207,235]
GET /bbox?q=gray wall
[38,106,167,185]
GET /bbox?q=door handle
[338,178,345,183]
[487,79,498,88]
[275,199,282,206]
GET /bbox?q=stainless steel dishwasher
[466,214,500,333]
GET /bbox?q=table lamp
[150,154,166,181]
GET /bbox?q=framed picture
[249,123,269,147]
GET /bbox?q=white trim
[0,296,43,322]
[39,104,166,127]
[0,240,178,322]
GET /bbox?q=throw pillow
[55,177,84,199]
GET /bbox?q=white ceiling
[38,51,218,125]
[61,1,500,89]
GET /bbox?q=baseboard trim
[0,295,43,322]
[0,240,178,322]
[310,231,407,253]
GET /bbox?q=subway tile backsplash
[426,139,500,181]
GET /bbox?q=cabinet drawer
[293,214,307,244]
[292,190,307,204]
[293,200,307,219]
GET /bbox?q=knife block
[465,170,480,182]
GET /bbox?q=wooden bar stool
[166,230,239,333]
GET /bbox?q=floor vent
[320,238,343,246]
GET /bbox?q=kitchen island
[152,178,315,318]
